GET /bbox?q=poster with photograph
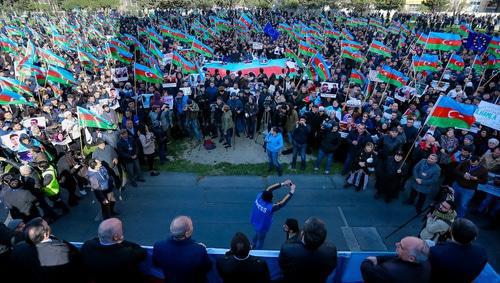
[252,42,263,50]
[162,95,174,109]
[180,87,192,96]
[111,67,129,83]
[1,130,27,151]
[21,117,47,129]
[162,75,177,88]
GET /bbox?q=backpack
[203,139,216,150]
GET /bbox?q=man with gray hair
[361,236,431,283]
[153,215,212,283]
[80,218,147,283]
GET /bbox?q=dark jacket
[10,238,82,283]
[278,242,337,283]
[116,137,139,163]
[80,238,147,283]
[361,255,431,283]
[454,160,488,190]
[346,129,372,154]
[429,241,487,283]
[153,237,212,283]
[319,130,341,153]
[216,253,270,283]
[292,123,311,145]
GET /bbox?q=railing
[72,243,499,283]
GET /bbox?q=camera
[210,104,217,112]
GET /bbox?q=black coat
[361,255,431,283]
[278,242,337,283]
[216,253,270,283]
[319,131,341,153]
[429,241,488,283]
[116,137,139,163]
[9,238,82,283]
[292,124,311,145]
[80,238,147,283]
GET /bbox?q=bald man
[360,236,431,283]
[80,218,147,283]
[153,216,212,283]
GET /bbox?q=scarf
[433,209,457,223]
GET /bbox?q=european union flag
[465,32,492,54]
[263,22,280,42]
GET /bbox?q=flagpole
[378,83,390,106]
[479,71,498,88]
[437,51,454,86]
[474,68,486,95]
[398,95,443,170]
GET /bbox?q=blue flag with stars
[263,22,280,41]
[465,32,492,54]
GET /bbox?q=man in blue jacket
[265,127,284,176]
[153,215,212,283]
[250,179,296,249]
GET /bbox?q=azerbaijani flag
[485,55,500,69]
[448,54,465,71]
[107,43,133,64]
[472,55,483,73]
[311,52,331,81]
[341,47,366,63]
[487,36,499,58]
[149,41,164,60]
[238,13,253,30]
[0,89,32,106]
[0,77,32,96]
[325,28,341,39]
[77,106,116,130]
[148,28,164,46]
[368,40,392,57]
[307,37,324,50]
[0,36,18,54]
[160,26,192,43]
[78,49,100,67]
[341,40,363,50]
[172,51,197,74]
[284,48,304,67]
[341,28,354,40]
[349,69,366,86]
[416,33,428,45]
[377,65,409,87]
[458,23,471,38]
[122,33,141,46]
[191,38,214,58]
[413,54,440,72]
[134,63,163,84]
[426,96,476,129]
[298,41,317,57]
[47,65,77,85]
[426,32,462,51]
[38,48,67,67]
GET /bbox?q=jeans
[342,151,354,175]
[252,230,267,250]
[267,150,281,172]
[246,117,256,138]
[186,119,202,141]
[292,142,307,167]
[125,159,143,183]
[453,182,476,218]
[315,149,333,172]
[236,117,245,135]
[224,128,233,145]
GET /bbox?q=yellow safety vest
[42,165,60,196]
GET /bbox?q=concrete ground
[44,172,500,270]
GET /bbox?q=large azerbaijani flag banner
[77,106,116,130]
[203,59,291,77]
[426,96,476,129]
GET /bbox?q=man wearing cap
[0,173,40,222]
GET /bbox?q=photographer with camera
[314,121,341,175]
[291,116,311,171]
[420,196,457,242]
[250,179,296,249]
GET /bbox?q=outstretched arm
[272,182,296,212]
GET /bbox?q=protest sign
[252,42,263,50]
[162,76,177,88]
[180,87,192,96]
[111,67,128,82]
[22,117,47,129]
[162,95,174,109]
[474,101,500,130]
[368,70,383,82]
[431,80,450,92]
[346,99,361,108]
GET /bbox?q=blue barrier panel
[71,243,499,283]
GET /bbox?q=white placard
[180,87,192,96]
[22,117,47,129]
[346,99,361,108]
[431,80,450,92]
[368,70,383,82]
[474,100,500,131]
[252,42,264,50]
[111,67,129,82]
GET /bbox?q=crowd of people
[0,6,498,283]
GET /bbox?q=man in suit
[80,218,147,283]
[9,217,82,283]
[278,217,337,283]
[360,236,431,283]
[153,215,212,283]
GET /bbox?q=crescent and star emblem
[448,110,465,119]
